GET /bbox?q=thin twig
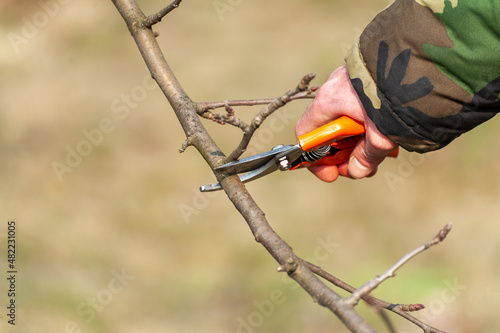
[179,137,193,153]
[305,261,445,333]
[196,93,316,113]
[196,80,317,159]
[199,103,250,130]
[144,0,183,28]
[225,74,317,161]
[345,222,453,307]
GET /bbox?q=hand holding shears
[200,116,398,192]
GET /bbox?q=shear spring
[302,145,330,163]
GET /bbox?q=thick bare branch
[112,0,226,170]
[112,2,451,332]
[217,177,377,332]
[112,1,377,331]
[144,0,183,28]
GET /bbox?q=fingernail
[348,157,370,179]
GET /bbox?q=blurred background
[1,0,500,332]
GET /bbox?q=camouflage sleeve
[345,0,500,153]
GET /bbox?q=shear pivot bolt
[278,156,290,171]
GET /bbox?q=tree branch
[144,0,183,28]
[345,222,452,308]
[196,79,317,162]
[112,0,224,171]
[112,1,376,331]
[224,74,317,161]
[305,261,446,333]
[196,93,316,113]
[221,178,377,332]
[112,2,450,332]
[199,103,250,129]
[195,75,317,162]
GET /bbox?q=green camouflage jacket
[345,0,500,153]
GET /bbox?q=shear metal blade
[200,158,279,192]
[215,145,299,174]
[200,144,303,192]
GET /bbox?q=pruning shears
[200,116,398,192]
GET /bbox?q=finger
[348,154,378,179]
[347,130,397,179]
[307,164,340,183]
[338,159,377,179]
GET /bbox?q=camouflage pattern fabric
[345,0,500,153]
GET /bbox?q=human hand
[295,65,398,182]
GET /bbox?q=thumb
[347,132,398,179]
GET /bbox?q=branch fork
[277,258,299,274]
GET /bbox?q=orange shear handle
[298,116,365,151]
[297,116,399,166]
